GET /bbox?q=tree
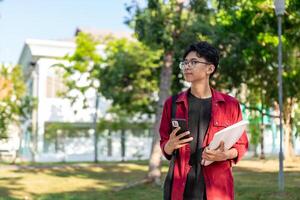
[0,65,26,137]
[55,32,102,162]
[0,64,35,162]
[127,0,214,184]
[212,0,300,159]
[57,32,161,163]
[56,32,102,110]
[279,0,300,159]
[100,38,162,116]
[99,37,162,162]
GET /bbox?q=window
[46,70,66,98]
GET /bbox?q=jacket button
[215,122,218,125]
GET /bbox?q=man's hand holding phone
[164,127,193,156]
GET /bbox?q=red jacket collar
[176,87,225,104]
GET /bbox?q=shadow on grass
[10,161,149,184]
[3,161,151,199]
[24,169,300,200]
[233,166,300,200]
[0,177,25,200]
[1,160,300,200]
[32,183,162,200]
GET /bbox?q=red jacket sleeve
[159,97,173,160]
[232,101,249,164]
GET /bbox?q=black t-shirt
[183,91,212,200]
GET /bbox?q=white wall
[34,132,152,162]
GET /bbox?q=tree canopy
[0,65,35,138]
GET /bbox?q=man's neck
[190,81,212,99]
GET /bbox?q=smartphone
[171,118,191,141]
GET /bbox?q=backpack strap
[171,94,179,157]
[163,94,179,200]
[171,94,178,119]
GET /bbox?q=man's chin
[184,78,193,83]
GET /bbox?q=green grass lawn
[0,158,300,200]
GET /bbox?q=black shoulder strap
[171,94,178,119]
[163,94,179,200]
[171,94,179,157]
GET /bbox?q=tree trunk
[107,130,112,157]
[259,89,265,159]
[62,133,66,163]
[284,97,295,161]
[148,51,173,185]
[55,131,59,152]
[259,123,265,159]
[259,116,265,159]
[253,144,258,157]
[121,129,126,162]
[93,93,99,163]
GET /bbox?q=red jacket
[160,88,248,200]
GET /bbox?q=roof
[17,27,132,72]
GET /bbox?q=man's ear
[207,65,215,75]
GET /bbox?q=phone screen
[171,118,191,141]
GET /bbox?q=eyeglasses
[179,60,211,70]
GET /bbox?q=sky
[0,0,135,64]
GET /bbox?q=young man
[160,41,248,200]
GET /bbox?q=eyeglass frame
[179,59,212,70]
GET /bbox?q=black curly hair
[182,41,219,77]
